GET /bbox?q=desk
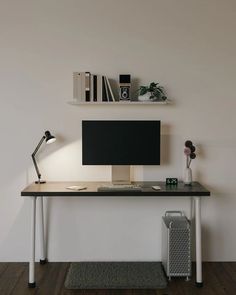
[21,181,210,288]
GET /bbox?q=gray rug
[65,262,167,289]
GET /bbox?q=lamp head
[45,130,56,144]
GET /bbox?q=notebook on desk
[66,186,87,191]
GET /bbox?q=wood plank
[0,263,8,277]
[212,262,236,295]
[0,263,26,295]
[33,262,68,295]
[222,262,236,283]
[11,262,69,295]
[202,263,227,295]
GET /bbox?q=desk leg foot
[40,258,48,265]
[195,282,204,288]
[28,282,36,288]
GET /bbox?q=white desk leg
[29,196,37,288]
[38,197,47,264]
[195,196,203,287]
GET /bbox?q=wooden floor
[0,262,235,295]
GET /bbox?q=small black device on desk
[166,178,178,186]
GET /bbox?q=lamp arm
[31,136,46,181]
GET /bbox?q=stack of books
[73,72,116,102]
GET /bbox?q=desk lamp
[32,130,56,184]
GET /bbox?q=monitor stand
[112,165,131,185]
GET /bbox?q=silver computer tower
[162,211,191,280]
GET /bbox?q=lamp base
[35,180,46,184]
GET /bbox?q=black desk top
[21,181,210,197]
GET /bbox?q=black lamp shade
[45,130,56,144]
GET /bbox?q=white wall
[0,0,236,262]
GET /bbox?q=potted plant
[138,82,167,101]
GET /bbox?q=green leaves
[139,86,148,95]
[149,82,159,91]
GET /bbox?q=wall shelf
[68,100,169,106]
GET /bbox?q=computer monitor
[82,120,161,183]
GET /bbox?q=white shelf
[68,100,169,105]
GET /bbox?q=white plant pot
[138,92,151,101]
[184,167,192,185]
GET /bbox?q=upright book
[93,75,97,101]
[102,76,107,101]
[73,72,82,101]
[97,75,103,102]
[80,72,86,101]
[90,74,94,101]
[85,72,90,102]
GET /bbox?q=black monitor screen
[82,120,161,165]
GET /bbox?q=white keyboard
[97,184,142,192]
